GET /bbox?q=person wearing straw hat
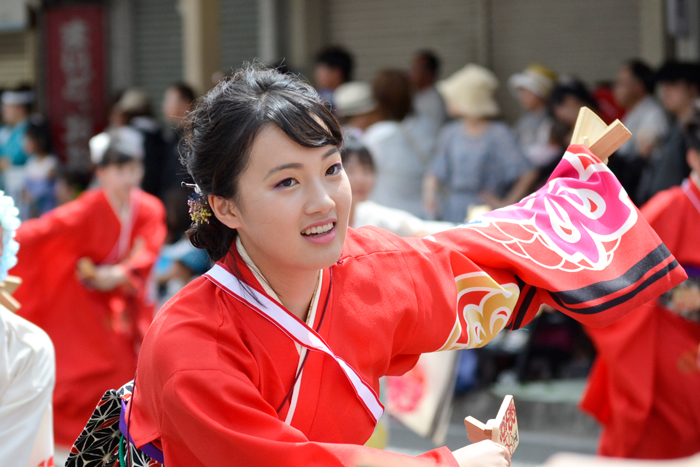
[424,64,535,223]
[508,64,560,168]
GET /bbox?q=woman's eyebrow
[323,147,339,158]
[265,162,303,180]
[265,148,339,180]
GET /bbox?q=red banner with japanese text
[45,5,107,168]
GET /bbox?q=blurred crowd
[312,48,700,390]
[0,48,697,384]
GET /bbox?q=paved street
[387,421,599,466]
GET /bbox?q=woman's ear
[209,194,243,230]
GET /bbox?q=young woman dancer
[124,64,685,467]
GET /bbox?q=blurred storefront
[4,0,700,164]
[0,0,37,90]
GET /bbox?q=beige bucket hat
[438,64,499,118]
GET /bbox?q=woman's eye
[275,178,298,188]
[326,163,343,176]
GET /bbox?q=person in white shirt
[0,191,55,467]
[362,69,430,218]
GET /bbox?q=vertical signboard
[45,5,107,168]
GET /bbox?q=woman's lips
[301,222,336,245]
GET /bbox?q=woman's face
[226,125,351,273]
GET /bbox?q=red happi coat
[129,146,685,467]
[12,188,167,447]
[581,176,700,459]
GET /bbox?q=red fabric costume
[12,188,166,447]
[128,146,685,466]
[581,176,700,459]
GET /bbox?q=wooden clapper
[569,106,632,161]
[463,108,632,457]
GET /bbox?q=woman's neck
[238,236,320,322]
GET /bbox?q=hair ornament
[184,183,212,225]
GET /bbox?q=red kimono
[128,146,685,466]
[12,188,166,447]
[581,176,700,459]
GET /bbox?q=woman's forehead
[249,125,338,166]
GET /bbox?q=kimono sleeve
[382,144,686,353]
[154,369,458,467]
[117,194,167,294]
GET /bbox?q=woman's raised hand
[452,440,511,467]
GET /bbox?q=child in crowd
[22,118,59,218]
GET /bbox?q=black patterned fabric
[65,380,163,467]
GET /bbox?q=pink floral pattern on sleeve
[464,146,638,272]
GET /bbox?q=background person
[314,46,354,107]
[161,82,196,200]
[0,191,55,467]
[21,117,59,219]
[508,64,560,169]
[635,61,698,205]
[0,85,34,200]
[11,126,167,452]
[580,106,700,459]
[612,59,669,197]
[363,69,429,217]
[424,64,534,222]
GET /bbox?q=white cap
[2,90,35,106]
[90,126,145,165]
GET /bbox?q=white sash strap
[204,264,384,423]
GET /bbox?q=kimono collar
[232,237,323,326]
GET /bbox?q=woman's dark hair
[340,140,375,172]
[183,62,344,263]
[372,69,413,121]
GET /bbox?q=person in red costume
[115,64,684,467]
[12,126,166,451]
[581,107,700,460]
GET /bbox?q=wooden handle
[571,107,632,162]
[464,416,491,443]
